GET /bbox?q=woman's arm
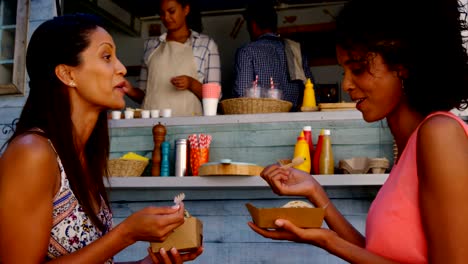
[0,135,61,263]
[417,115,468,263]
[0,134,186,264]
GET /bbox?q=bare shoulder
[0,133,58,194]
[417,114,466,146]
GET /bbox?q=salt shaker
[175,139,187,177]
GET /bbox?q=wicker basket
[108,159,149,177]
[221,98,292,114]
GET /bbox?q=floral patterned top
[45,138,113,263]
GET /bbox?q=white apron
[143,40,202,116]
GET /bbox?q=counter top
[106,174,388,201]
[107,174,388,188]
[109,110,363,128]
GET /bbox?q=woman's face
[336,46,404,122]
[69,27,127,111]
[160,0,189,32]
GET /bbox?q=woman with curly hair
[250,0,468,263]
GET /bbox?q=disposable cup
[203,98,218,116]
[150,109,160,118]
[161,108,172,118]
[124,110,134,119]
[111,111,122,120]
[141,110,150,118]
[202,83,221,99]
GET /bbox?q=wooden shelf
[107,174,388,188]
[106,174,388,202]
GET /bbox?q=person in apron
[126,0,221,117]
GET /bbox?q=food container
[150,216,203,252]
[246,203,325,229]
[338,157,390,174]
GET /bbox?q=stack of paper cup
[202,83,221,116]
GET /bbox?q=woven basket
[108,159,149,177]
[221,98,292,114]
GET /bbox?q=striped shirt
[139,30,221,91]
[233,33,314,111]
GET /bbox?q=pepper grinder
[152,122,167,176]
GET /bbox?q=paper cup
[150,109,160,118]
[202,98,218,116]
[124,110,134,119]
[161,108,172,118]
[141,110,150,118]
[111,111,122,120]
[202,83,221,99]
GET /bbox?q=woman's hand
[144,246,204,264]
[248,219,336,249]
[120,203,186,245]
[122,78,145,104]
[171,76,195,90]
[260,164,317,198]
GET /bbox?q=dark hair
[159,0,203,33]
[244,1,278,32]
[335,0,468,115]
[8,13,111,232]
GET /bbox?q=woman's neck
[166,26,191,43]
[386,102,424,157]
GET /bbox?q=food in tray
[282,200,314,208]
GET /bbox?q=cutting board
[198,160,264,176]
[319,102,356,111]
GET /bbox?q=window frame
[0,0,29,96]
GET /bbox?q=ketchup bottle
[302,126,314,173]
[313,129,324,175]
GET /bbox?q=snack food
[282,200,314,208]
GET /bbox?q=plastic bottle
[313,130,324,175]
[160,141,170,176]
[319,129,334,175]
[302,126,314,173]
[302,78,317,108]
[293,136,311,173]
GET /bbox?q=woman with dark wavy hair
[250,0,468,263]
[0,13,202,263]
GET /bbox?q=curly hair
[335,0,468,116]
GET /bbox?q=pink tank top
[365,112,468,263]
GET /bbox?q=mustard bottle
[302,78,317,109]
[293,136,312,173]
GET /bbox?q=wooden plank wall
[109,118,391,263]
[112,187,378,264]
[110,119,394,174]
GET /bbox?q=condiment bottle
[319,129,334,175]
[160,141,170,176]
[293,135,311,173]
[302,78,317,108]
[302,126,314,173]
[312,129,324,175]
[152,122,166,176]
[175,139,188,177]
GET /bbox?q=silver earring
[69,81,76,87]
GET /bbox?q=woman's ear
[397,65,409,79]
[55,64,76,87]
[183,4,190,17]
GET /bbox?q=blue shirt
[233,33,314,111]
